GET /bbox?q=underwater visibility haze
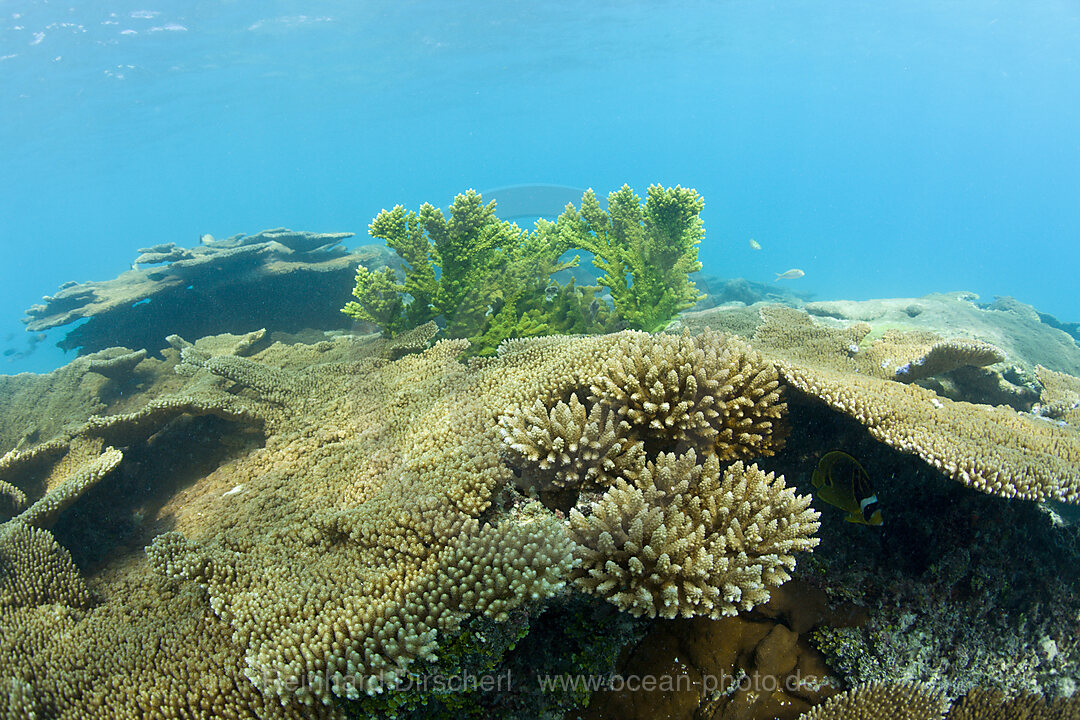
[1,2,1080,720]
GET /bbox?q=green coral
[344,189,604,354]
[543,184,705,332]
[344,184,705,351]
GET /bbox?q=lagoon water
[1,0,1078,372]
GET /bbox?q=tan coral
[498,393,644,491]
[752,306,871,373]
[569,450,820,619]
[889,338,1006,383]
[14,446,123,529]
[778,360,1080,503]
[1035,364,1080,428]
[0,522,92,609]
[0,480,25,518]
[947,688,1080,719]
[589,329,787,461]
[795,681,950,719]
[0,327,815,718]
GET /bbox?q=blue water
[2,0,1078,373]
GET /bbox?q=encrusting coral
[570,451,820,619]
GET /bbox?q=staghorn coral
[794,681,950,719]
[346,189,598,354]
[589,329,787,461]
[498,393,644,492]
[569,450,820,619]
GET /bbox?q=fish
[775,268,805,281]
[811,450,883,526]
[749,238,762,250]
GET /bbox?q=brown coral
[947,688,1080,719]
[569,450,820,619]
[795,681,950,719]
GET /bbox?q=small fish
[811,450,882,526]
[775,268,805,281]
[749,238,762,250]
[586,298,600,323]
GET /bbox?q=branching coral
[947,688,1080,719]
[0,326,817,718]
[569,451,820,619]
[890,338,1006,383]
[344,189,594,354]
[589,329,787,460]
[498,393,645,492]
[543,184,705,332]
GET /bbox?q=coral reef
[0,323,824,718]
[588,329,787,461]
[792,682,1080,719]
[1035,364,1080,427]
[498,393,645,493]
[22,229,395,356]
[4,288,1080,720]
[749,307,1080,503]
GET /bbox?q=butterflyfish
[811,450,883,526]
[749,238,762,250]
[775,268,805,281]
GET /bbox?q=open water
[1,0,1078,372]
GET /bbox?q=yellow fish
[749,238,762,250]
[811,451,883,526]
[775,268,805,281]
